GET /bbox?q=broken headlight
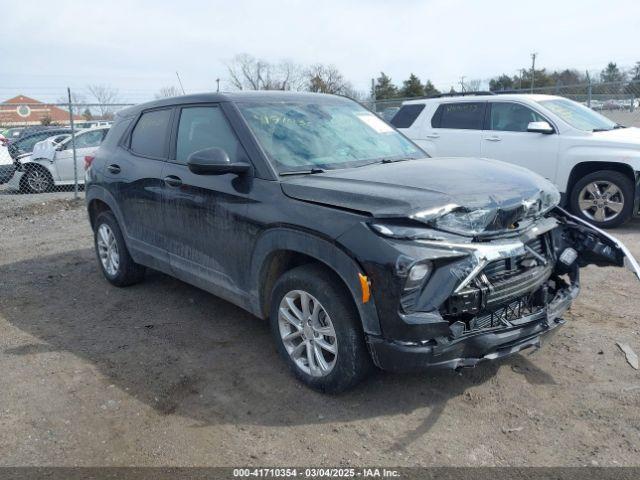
[413,189,562,236]
[369,223,451,241]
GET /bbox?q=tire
[569,170,634,229]
[93,211,146,287]
[269,264,372,393]
[20,165,53,194]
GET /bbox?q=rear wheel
[94,211,146,287]
[20,165,53,193]
[570,170,634,228]
[269,264,372,393]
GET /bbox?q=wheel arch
[566,161,636,200]
[86,186,128,234]
[249,228,382,336]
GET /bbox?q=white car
[391,94,640,228]
[12,126,110,193]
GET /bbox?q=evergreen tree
[400,73,424,97]
[489,74,514,92]
[374,72,398,100]
[600,62,625,83]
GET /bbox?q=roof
[0,95,82,125]
[401,93,563,105]
[118,90,352,118]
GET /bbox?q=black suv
[86,92,639,392]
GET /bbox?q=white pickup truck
[391,93,640,228]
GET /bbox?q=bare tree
[305,64,350,94]
[464,79,482,92]
[154,86,183,99]
[57,92,86,116]
[226,54,305,91]
[86,84,121,119]
[227,53,270,90]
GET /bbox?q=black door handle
[107,164,121,174]
[163,175,183,187]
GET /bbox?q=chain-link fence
[0,89,133,199]
[2,80,639,199]
[366,79,640,127]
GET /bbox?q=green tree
[520,68,554,89]
[400,73,424,97]
[549,69,584,86]
[489,74,514,92]
[423,80,440,97]
[600,62,625,83]
[631,62,640,81]
[374,72,398,100]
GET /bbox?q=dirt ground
[0,193,639,467]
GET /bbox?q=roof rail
[432,91,496,98]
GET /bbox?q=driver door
[161,104,254,300]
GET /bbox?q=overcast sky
[1,0,638,103]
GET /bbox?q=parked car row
[84,91,640,392]
[390,93,640,228]
[0,125,110,192]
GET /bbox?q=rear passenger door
[425,102,485,157]
[114,108,172,267]
[481,102,560,183]
[161,104,253,300]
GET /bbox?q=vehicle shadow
[0,248,554,443]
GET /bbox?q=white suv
[391,94,640,228]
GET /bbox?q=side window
[19,132,49,151]
[130,109,172,158]
[74,129,105,148]
[175,106,247,164]
[432,102,485,130]
[489,102,546,132]
[390,104,425,128]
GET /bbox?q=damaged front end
[362,199,640,372]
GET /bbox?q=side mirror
[527,121,554,134]
[187,147,251,176]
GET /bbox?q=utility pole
[530,53,537,93]
[459,76,466,93]
[67,87,78,200]
[176,71,186,94]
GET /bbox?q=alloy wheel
[278,290,337,377]
[26,169,50,193]
[578,181,625,223]
[97,224,120,276]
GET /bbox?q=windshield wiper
[381,158,408,164]
[280,168,326,176]
[593,124,626,132]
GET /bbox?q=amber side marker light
[358,273,371,303]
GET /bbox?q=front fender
[248,227,382,335]
[556,145,640,192]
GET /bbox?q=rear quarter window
[390,104,425,128]
[432,102,485,130]
[130,108,172,158]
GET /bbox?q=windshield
[237,99,424,173]
[538,98,617,131]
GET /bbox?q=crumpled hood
[281,157,560,235]
[27,138,58,163]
